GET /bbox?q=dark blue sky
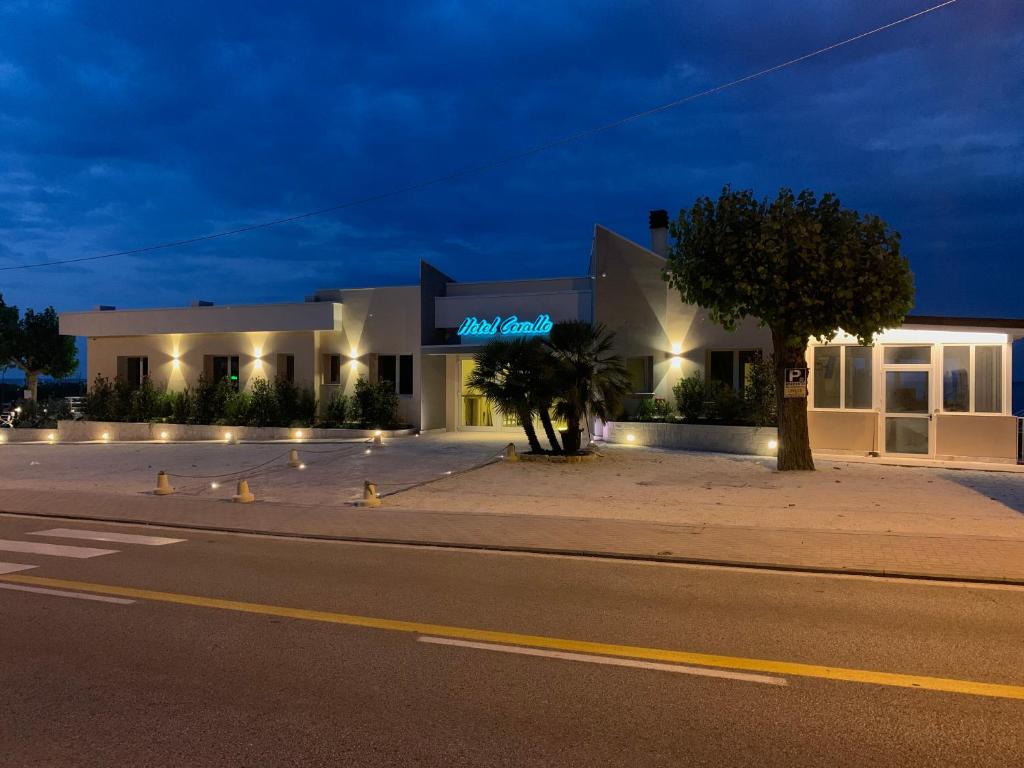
[1,1,1022,373]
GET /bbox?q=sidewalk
[3,487,1024,584]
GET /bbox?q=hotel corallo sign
[457,313,554,338]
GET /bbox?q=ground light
[365,448,372,455]
[210,482,219,489]
[298,463,306,470]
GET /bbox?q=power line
[0,0,961,274]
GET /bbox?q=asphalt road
[1,513,1022,767]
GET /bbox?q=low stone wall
[603,421,778,457]
[54,420,415,442]
[0,428,58,443]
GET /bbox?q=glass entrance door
[882,347,932,455]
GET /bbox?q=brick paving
[2,488,1023,583]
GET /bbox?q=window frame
[398,354,414,397]
[809,344,875,412]
[706,349,763,394]
[626,355,655,395]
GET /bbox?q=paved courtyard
[3,434,1024,581]
[0,433,511,505]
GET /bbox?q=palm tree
[546,321,631,453]
[467,339,545,453]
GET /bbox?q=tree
[545,321,631,454]
[0,295,78,403]
[664,187,914,471]
[468,339,547,453]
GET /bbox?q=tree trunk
[771,328,815,471]
[560,409,583,454]
[538,404,562,453]
[25,370,39,403]
[518,406,544,454]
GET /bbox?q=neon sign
[457,314,553,337]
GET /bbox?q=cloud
[0,0,1020,359]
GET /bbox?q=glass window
[276,354,295,384]
[707,351,734,391]
[737,351,758,397]
[212,355,240,388]
[327,354,341,385]
[813,346,840,408]
[942,347,970,412]
[884,346,930,365]
[398,355,413,396]
[975,346,1002,413]
[844,347,873,409]
[885,370,929,413]
[626,356,654,394]
[378,355,397,388]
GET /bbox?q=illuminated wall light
[101,431,110,441]
[670,355,682,369]
[374,429,382,437]
[294,430,304,439]
[626,433,636,443]
[768,439,779,450]
[224,432,233,443]
[47,433,56,443]
[160,430,169,440]
[0,433,6,443]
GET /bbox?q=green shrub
[672,372,706,422]
[706,380,746,423]
[223,390,251,425]
[296,387,317,426]
[634,397,674,422]
[167,388,193,424]
[84,374,115,421]
[128,378,165,422]
[273,378,299,425]
[247,377,279,427]
[192,374,221,425]
[744,352,777,427]
[323,391,349,426]
[353,376,399,428]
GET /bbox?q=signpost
[783,367,808,399]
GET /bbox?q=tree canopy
[664,187,914,347]
[0,294,79,401]
[664,187,914,470]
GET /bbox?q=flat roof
[905,315,1024,330]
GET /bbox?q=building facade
[60,214,1023,462]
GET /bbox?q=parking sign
[784,367,808,399]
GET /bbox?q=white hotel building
[60,213,1023,463]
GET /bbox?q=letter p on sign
[784,367,808,399]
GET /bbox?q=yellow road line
[4,572,1024,701]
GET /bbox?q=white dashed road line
[0,562,37,575]
[0,583,134,604]
[0,539,118,558]
[30,528,186,546]
[417,636,788,686]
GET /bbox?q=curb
[2,508,1022,588]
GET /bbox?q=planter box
[603,421,777,456]
[55,421,415,443]
[0,428,59,443]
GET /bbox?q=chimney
[649,209,669,256]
